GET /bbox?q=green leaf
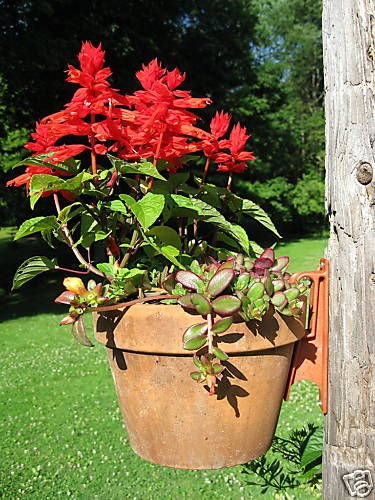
[212,317,233,334]
[236,197,281,238]
[271,292,287,308]
[12,153,54,169]
[107,155,166,180]
[212,363,225,374]
[284,287,300,301]
[14,216,57,240]
[75,211,110,248]
[190,371,204,381]
[212,347,229,360]
[144,231,184,268]
[137,193,165,230]
[177,294,196,310]
[176,270,203,291]
[235,273,250,291]
[29,172,93,208]
[12,256,56,290]
[170,194,250,254]
[249,240,264,256]
[182,323,208,350]
[107,200,128,215]
[147,226,181,250]
[153,172,190,194]
[13,154,81,174]
[247,282,265,301]
[300,450,322,469]
[191,294,212,315]
[57,203,84,224]
[96,263,117,277]
[120,193,165,230]
[211,295,241,316]
[206,268,234,297]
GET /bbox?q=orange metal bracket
[284,258,329,414]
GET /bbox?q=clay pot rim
[94,302,306,355]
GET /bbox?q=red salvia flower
[214,123,255,173]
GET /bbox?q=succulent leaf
[284,287,300,301]
[190,371,205,382]
[183,334,208,350]
[247,282,265,301]
[271,291,287,309]
[212,347,229,360]
[212,295,241,316]
[263,270,274,296]
[259,248,275,262]
[272,279,285,292]
[235,272,250,291]
[191,293,212,315]
[183,323,208,342]
[177,294,196,310]
[212,317,233,334]
[193,355,204,369]
[206,268,234,297]
[217,260,235,271]
[212,363,225,375]
[271,256,289,272]
[175,270,203,291]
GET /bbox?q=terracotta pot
[94,304,305,469]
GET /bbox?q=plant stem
[201,157,210,186]
[207,312,213,354]
[90,293,177,312]
[119,229,139,268]
[55,266,90,275]
[147,130,164,191]
[53,194,106,278]
[89,113,97,176]
[226,173,233,191]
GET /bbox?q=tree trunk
[323,0,375,498]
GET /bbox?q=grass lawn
[0,231,326,499]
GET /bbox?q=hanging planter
[7,42,324,471]
[94,303,306,469]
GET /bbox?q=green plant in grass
[242,423,323,493]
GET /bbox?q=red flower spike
[212,122,255,174]
[210,111,231,139]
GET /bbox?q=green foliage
[242,424,323,493]
[12,256,56,290]
[14,216,58,240]
[291,171,325,221]
[168,249,310,390]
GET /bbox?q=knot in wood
[356,163,373,185]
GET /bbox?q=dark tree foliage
[0,0,325,234]
[0,0,256,125]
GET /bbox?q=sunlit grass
[0,232,326,499]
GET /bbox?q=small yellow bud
[63,277,87,296]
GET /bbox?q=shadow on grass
[0,230,92,322]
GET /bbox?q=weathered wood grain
[323,0,375,497]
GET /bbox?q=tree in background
[233,0,325,234]
[0,0,325,235]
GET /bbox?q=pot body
[94,304,305,469]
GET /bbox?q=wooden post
[323,0,375,497]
